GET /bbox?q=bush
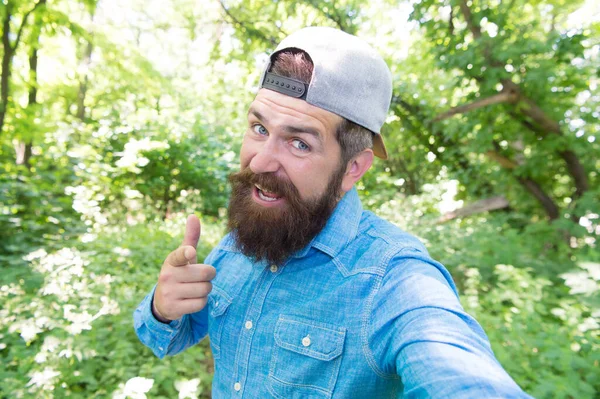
[0,217,224,399]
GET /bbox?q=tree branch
[438,196,509,223]
[485,150,560,219]
[459,0,481,39]
[485,150,518,169]
[218,0,277,46]
[433,90,518,122]
[12,1,44,52]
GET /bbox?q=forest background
[0,0,598,398]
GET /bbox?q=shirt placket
[231,263,282,396]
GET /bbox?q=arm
[133,215,216,358]
[133,285,209,358]
[369,250,532,398]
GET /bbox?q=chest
[206,251,388,398]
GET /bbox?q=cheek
[287,162,330,198]
[239,137,253,169]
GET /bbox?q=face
[240,88,345,203]
[226,89,349,265]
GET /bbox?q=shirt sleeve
[368,249,532,398]
[133,245,224,358]
[133,284,209,358]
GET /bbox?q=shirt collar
[292,187,363,259]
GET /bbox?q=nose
[248,140,281,175]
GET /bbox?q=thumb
[182,214,201,248]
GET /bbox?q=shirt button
[270,264,278,273]
[234,382,241,391]
[302,336,311,347]
[245,320,253,330]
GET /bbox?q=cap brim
[373,134,388,160]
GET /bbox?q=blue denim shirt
[134,188,531,398]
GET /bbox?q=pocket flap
[274,316,346,361]
[208,286,232,317]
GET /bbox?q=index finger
[165,245,196,267]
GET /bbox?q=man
[134,27,531,398]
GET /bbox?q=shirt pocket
[268,315,346,399]
[207,286,232,360]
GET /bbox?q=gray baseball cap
[259,27,392,159]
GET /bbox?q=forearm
[395,307,531,398]
[133,285,208,358]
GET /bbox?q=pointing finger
[166,245,196,267]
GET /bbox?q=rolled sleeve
[133,285,205,358]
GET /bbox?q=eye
[252,124,268,136]
[291,139,310,152]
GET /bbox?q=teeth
[255,184,281,201]
[258,190,278,201]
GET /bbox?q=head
[227,27,392,265]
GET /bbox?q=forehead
[248,89,342,141]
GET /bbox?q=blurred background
[0,0,598,397]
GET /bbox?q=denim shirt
[134,188,531,398]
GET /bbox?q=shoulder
[334,210,431,277]
[352,210,458,296]
[360,210,428,253]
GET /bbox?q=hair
[270,50,373,166]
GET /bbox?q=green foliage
[0,0,598,397]
[462,264,599,398]
[378,195,600,398]
[0,218,225,398]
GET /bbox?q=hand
[152,215,216,322]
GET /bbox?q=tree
[0,0,46,136]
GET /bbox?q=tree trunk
[16,48,37,167]
[76,40,93,121]
[0,5,14,135]
[15,0,46,167]
[0,1,44,137]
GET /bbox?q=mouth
[253,184,284,206]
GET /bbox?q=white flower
[175,378,201,399]
[19,320,42,342]
[113,377,154,399]
[27,367,61,389]
[113,247,132,257]
[23,248,48,262]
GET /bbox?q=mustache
[228,168,300,200]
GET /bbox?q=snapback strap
[261,72,308,100]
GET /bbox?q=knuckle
[158,270,172,284]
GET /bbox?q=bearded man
[134,27,531,398]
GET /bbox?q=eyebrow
[247,107,323,142]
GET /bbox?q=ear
[341,149,374,193]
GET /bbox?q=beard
[227,166,345,266]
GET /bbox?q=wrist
[151,300,173,324]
